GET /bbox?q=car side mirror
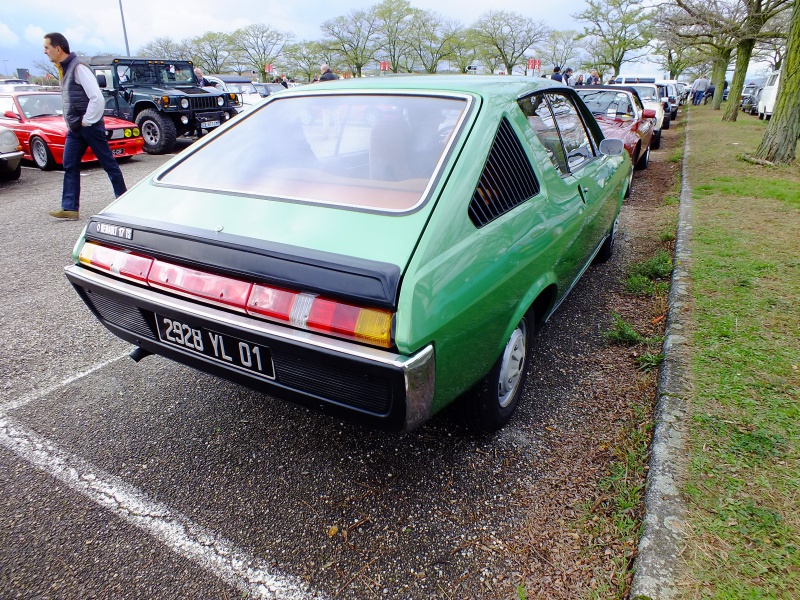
[3,110,20,121]
[642,108,656,119]
[96,73,107,88]
[599,138,624,156]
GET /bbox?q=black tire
[31,137,56,170]
[136,109,177,154]
[671,109,678,121]
[624,164,634,198]
[595,216,618,263]
[460,312,534,433]
[636,144,650,170]
[651,128,662,150]
[662,114,670,130]
[1,162,21,181]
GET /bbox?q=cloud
[0,22,21,47]
[25,25,46,44]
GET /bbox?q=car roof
[290,75,567,97]
[88,56,194,66]
[576,85,644,102]
[210,74,253,83]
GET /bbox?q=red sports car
[575,86,655,171]
[0,92,144,170]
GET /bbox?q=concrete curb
[629,113,694,599]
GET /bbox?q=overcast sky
[1,0,658,78]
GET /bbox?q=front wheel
[136,109,177,154]
[1,162,21,181]
[460,313,534,433]
[31,137,56,170]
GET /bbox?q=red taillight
[82,242,394,347]
[78,242,153,283]
[148,260,252,312]
[246,284,297,322]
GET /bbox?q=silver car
[0,125,23,181]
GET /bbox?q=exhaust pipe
[129,346,152,362]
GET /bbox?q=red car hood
[24,115,137,133]
[592,115,634,139]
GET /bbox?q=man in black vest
[44,32,127,220]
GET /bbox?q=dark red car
[0,92,144,170]
[575,86,655,171]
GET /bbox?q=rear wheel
[136,109,177,154]
[31,137,56,170]
[636,144,650,170]
[461,312,534,433]
[662,114,671,130]
[595,217,618,263]
[651,129,662,150]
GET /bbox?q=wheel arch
[132,101,159,120]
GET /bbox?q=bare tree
[188,32,235,74]
[136,37,188,60]
[229,24,294,82]
[321,8,381,77]
[471,10,548,75]
[449,29,481,73]
[536,30,582,74]
[573,0,654,77]
[281,41,330,82]
[755,0,800,163]
[32,58,59,80]
[406,9,460,73]
[676,0,792,120]
[373,0,415,73]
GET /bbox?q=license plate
[112,148,124,155]
[155,314,275,380]
[200,120,220,128]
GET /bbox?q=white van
[757,70,780,120]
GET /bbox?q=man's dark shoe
[49,209,79,220]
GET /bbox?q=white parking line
[0,358,323,600]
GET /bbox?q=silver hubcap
[497,321,527,408]
[141,120,161,145]
[33,140,47,166]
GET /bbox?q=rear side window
[518,94,568,174]
[545,93,596,172]
[468,118,540,228]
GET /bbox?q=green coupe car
[65,76,629,433]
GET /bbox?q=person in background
[194,67,211,87]
[691,74,709,105]
[587,69,601,85]
[319,64,339,81]
[43,32,126,220]
[550,66,563,82]
[280,75,289,89]
[564,67,574,86]
[573,74,585,86]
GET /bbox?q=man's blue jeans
[61,120,127,212]
[692,90,704,105]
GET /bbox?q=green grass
[624,250,673,296]
[604,313,646,345]
[682,109,800,597]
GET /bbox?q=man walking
[691,74,709,106]
[44,32,126,220]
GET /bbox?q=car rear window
[157,93,469,212]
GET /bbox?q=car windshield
[157,93,469,212]
[118,62,196,86]
[576,90,635,117]
[17,94,63,118]
[227,82,257,94]
[630,85,658,102]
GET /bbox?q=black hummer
[88,57,240,154]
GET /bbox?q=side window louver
[468,118,540,228]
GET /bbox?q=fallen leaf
[328,525,339,537]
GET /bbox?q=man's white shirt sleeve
[74,64,105,126]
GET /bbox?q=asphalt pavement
[0,142,643,599]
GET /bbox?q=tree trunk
[723,38,756,122]
[710,50,731,111]
[755,1,800,164]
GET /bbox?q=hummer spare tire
[136,108,177,154]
